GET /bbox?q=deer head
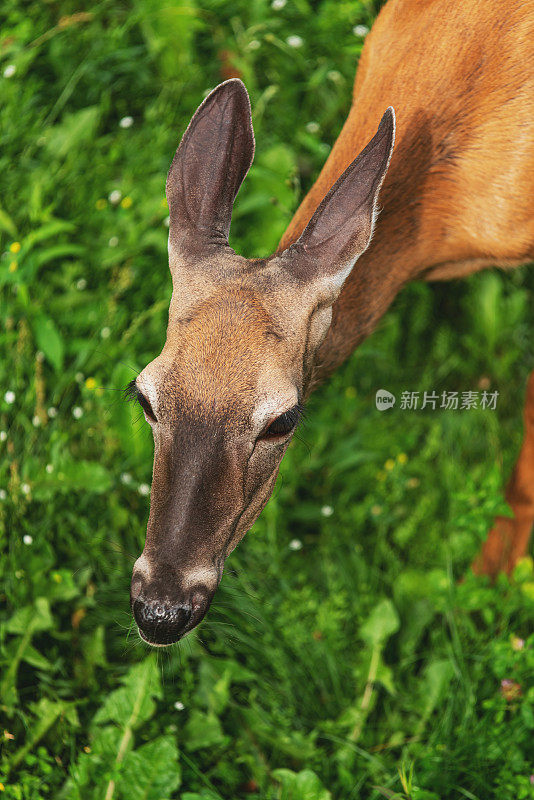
[129,79,395,645]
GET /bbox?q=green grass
[1,1,533,798]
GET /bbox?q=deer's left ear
[282,108,395,298]
[166,79,255,256]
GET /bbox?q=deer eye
[124,379,157,423]
[260,404,304,440]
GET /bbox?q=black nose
[132,597,192,645]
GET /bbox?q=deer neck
[310,232,420,389]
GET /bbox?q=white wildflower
[321,505,334,517]
[0,431,6,442]
[353,25,369,37]
[138,483,150,496]
[32,415,41,427]
[4,64,16,78]
[109,189,122,205]
[23,534,33,545]
[76,278,87,290]
[272,0,287,8]
[289,538,303,551]
[72,406,83,419]
[4,391,15,404]
[46,464,54,474]
[21,483,30,495]
[0,489,6,500]
[174,701,185,711]
[286,35,303,48]
[100,327,111,339]
[120,472,133,485]
[108,236,119,247]
[119,116,134,129]
[47,407,57,418]
[305,121,320,134]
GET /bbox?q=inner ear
[166,79,255,252]
[282,107,395,291]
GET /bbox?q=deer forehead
[139,287,298,424]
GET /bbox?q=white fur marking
[137,373,159,417]
[252,392,299,431]
[133,554,152,579]
[182,566,218,588]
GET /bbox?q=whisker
[100,539,137,562]
[123,379,138,403]
[88,353,140,377]
[211,605,264,627]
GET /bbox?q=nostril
[150,602,166,619]
[133,597,192,645]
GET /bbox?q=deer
[127,0,534,646]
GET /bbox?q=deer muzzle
[130,423,243,645]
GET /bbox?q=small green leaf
[417,659,455,730]
[360,599,400,647]
[120,736,181,799]
[8,698,68,771]
[0,205,17,237]
[21,643,52,671]
[26,219,76,249]
[35,244,85,268]
[184,710,226,752]
[43,106,100,159]
[6,597,53,634]
[94,657,161,729]
[181,794,220,800]
[32,314,64,371]
[34,460,113,497]
[272,768,332,800]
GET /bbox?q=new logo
[376,389,396,411]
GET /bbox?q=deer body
[280,0,534,385]
[128,0,534,645]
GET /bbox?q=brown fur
[473,373,534,576]
[279,0,534,575]
[280,0,534,382]
[159,288,282,424]
[131,0,534,645]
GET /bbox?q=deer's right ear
[280,108,395,301]
[166,79,255,256]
